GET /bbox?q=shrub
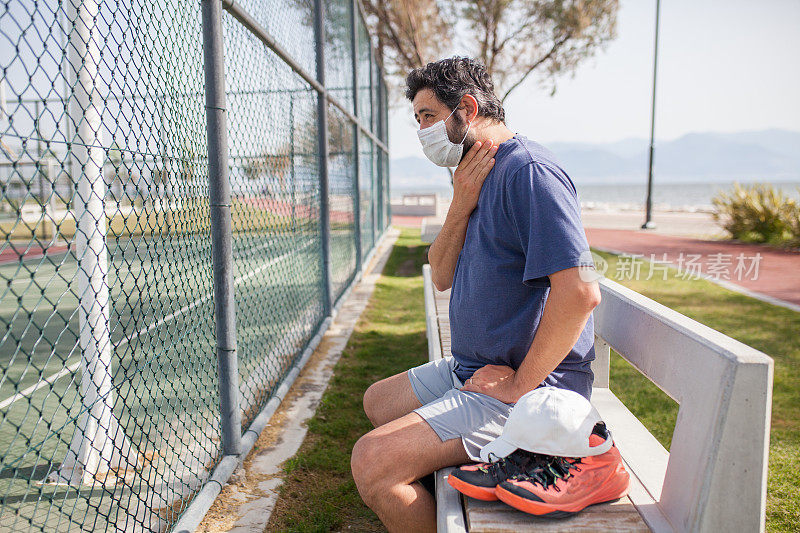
[784,187,800,247]
[711,182,797,245]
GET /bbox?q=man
[351,56,600,532]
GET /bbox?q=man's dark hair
[405,56,505,123]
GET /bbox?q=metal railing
[0,0,390,530]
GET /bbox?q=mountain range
[390,129,800,192]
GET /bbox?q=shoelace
[477,451,543,480]
[511,456,583,492]
[505,425,608,492]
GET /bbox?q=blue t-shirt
[449,134,596,399]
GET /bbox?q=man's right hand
[450,140,498,218]
[428,139,497,291]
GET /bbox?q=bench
[422,264,773,532]
[391,193,441,216]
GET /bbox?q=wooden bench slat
[466,497,650,533]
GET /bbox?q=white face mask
[417,106,471,167]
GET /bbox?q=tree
[362,0,452,93]
[362,0,619,104]
[242,146,293,197]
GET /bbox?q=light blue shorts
[407,357,515,461]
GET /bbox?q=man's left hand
[459,364,521,404]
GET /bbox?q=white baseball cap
[479,386,613,462]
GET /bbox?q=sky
[388,0,800,159]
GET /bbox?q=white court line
[0,238,316,410]
[0,362,81,410]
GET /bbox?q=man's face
[412,88,476,162]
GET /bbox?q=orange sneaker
[495,435,630,517]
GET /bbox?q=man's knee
[362,381,382,425]
[364,374,412,427]
[364,373,418,427]
[351,432,391,503]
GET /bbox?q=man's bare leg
[351,411,469,533]
[363,371,422,427]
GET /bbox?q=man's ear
[459,94,479,123]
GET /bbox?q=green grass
[266,227,799,532]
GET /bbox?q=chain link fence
[0,0,390,530]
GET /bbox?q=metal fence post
[376,74,383,231]
[368,51,378,244]
[289,95,296,233]
[314,0,333,315]
[350,0,362,272]
[383,77,391,229]
[201,0,242,456]
[51,0,138,486]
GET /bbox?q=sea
[390,180,800,213]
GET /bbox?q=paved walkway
[391,214,427,227]
[580,209,726,239]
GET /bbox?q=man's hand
[427,139,497,291]
[459,364,522,404]
[449,140,498,218]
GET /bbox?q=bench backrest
[391,193,439,216]
[592,276,773,532]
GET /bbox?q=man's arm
[459,266,600,403]
[427,204,470,291]
[428,140,497,291]
[511,266,600,397]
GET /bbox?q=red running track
[585,228,800,308]
[0,243,71,265]
[239,196,354,223]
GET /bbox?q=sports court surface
[0,227,360,530]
